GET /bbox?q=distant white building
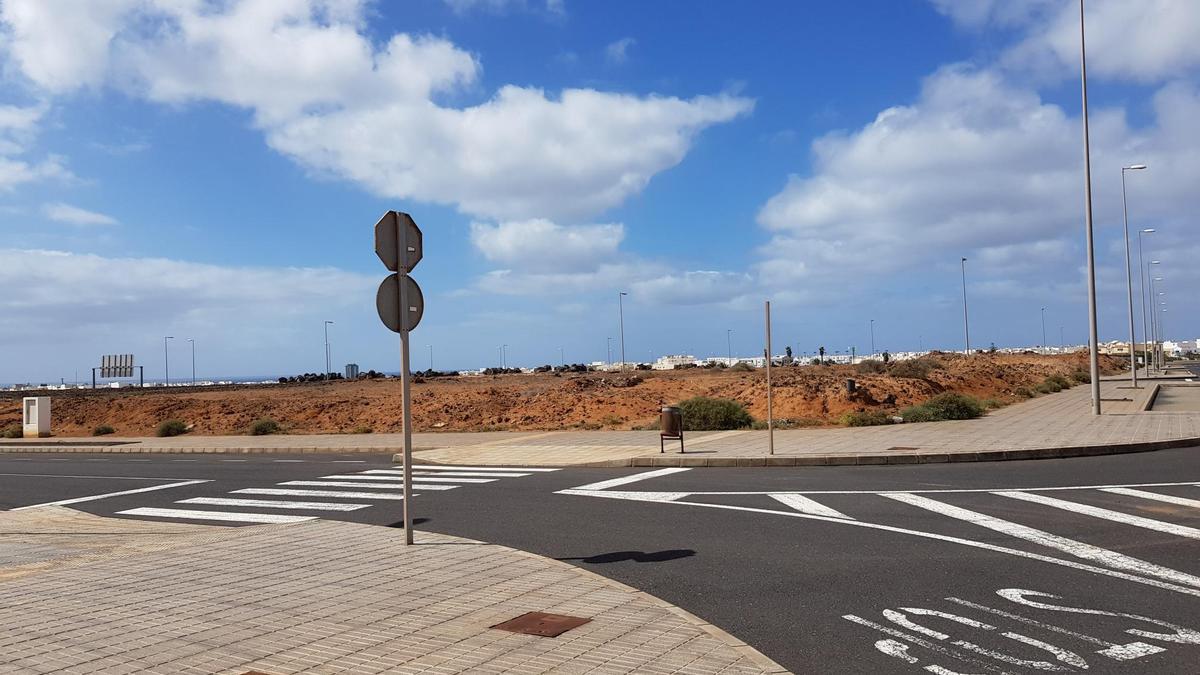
[653,355,698,370]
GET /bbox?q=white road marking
[997,589,1200,645]
[996,490,1200,540]
[272,459,305,463]
[874,639,919,664]
[405,464,560,472]
[886,492,1200,589]
[179,497,369,512]
[944,596,1165,660]
[233,488,410,500]
[320,474,440,481]
[281,480,458,491]
[116,507,313,524]
[770,493,853,519]
[671,480,1200,496]
[11,480,211,510]
[568,468,692,492]
[890,606,1085,670]
[843,615,1010,673]
[359,471,495,483]
[0,472,198,481]
[1101,487,1200,510]
[221,459,247,462]
[331,460,367,463]
[558,489,688,502]
[171,459,198,462]
[411,471,530,478]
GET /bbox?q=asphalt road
[2,448,1199,674]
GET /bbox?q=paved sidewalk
[4,376,1198,468]
[0,507,785,674]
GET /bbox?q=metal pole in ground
[397,218,414,546]
[765,300,774,455]
[1121,165,1146,387]
[1138,231,1154,374]
[618,291,628,369]
[961,257,970,355]
[1041,307,1047,355]
[1078,0,1102,415]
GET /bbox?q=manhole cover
[491,611,591,637]
[886,446,920,452]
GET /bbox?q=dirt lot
[1,352,1120,437]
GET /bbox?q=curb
[0,445,426,454]
[397,435,1200,468]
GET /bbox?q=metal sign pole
[398,216,414,546]
[765,300,774,455]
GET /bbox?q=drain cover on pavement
[886,446,920,452]
[491,611,591,637]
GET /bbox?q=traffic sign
[376,273,425,332]
[375,211,423,272]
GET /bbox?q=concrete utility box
[23,397,51,438]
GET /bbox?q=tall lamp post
[1078,0,1102,414]
[163,336,174,386]
[1149,267,1162,371]
[961,257,971,355]
[427,344,433,371]
[606,337,613,366]
[726,329,733,363]
[323,320,334,377]
[1138,231,1156,373]
[1120,164,1147,386]
[1040,307,1047,354]
[187,338,195,385]
[618,292,628,369]
[558,346,564,368]
[869,319,876,359]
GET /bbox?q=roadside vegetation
[156,419,189,437]
[676,396,754,430]
[92,425,115,436]
[900,393,985,423]
[249,418,281,436]
[1,423,21,438]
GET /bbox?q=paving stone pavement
[0,508,786,674]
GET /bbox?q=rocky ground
[1,352,1122,437]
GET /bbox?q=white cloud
[0,0,750,222]
[441,0,564,15]
[932,0,1200,82]
[475,261,663,296]
[42,202,118,226]
[470,219,623,273]
[605,37,635,65]
[630,270,755,306]
[0,248,373,338]
[0,103,70,190]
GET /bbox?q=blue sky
[1,0,1198,382]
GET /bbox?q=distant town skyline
[1,1,1198,382]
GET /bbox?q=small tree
[818,346,826,363]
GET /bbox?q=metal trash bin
[846,378,857,394]
[660,406,684,453]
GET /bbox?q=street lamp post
[1121,164,1147,387]
[163,336,174,386]
[618,292,628,369]
[961,257,971,355]
[559,346,564,368]
[726,329,733,363]
[427,344,433,371]
[606,337,613,366]
[323,320,334,377]
[1041,307,1047,355]
[870,319,876,359]
[1150,269,1162,370]
[1138,231,1155,373]
[187,338,195,385]
[1078,0,1102,415]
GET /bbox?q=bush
[676,396,754,431]
[249,418,281,436]
[841,410,893,427]
[855,359,887,374]
[1046,374,1072,390]
[1015,386,1035,398]
[888,359,932,379]
[1036,381,1058,394]
[351,425,373,434]
[92,425,115,436]
[156,419,188,437]
[1,423,22,439]
[729,361,754,372]
[1070,369,1091,384]
[901,393,985,423]
[982,398,1006,410]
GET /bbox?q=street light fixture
[323,320,334,377]
[726,329,733,363]
[1138,230,1156,373]
[187,338,195,385]
[870,319,876,359]
[427,344,433,371]
[1078,0,1103,414]
[1120,164,1147,386]
[618,291,628,369]
[960,257,970,355]
[1150,268,1163,370]
[1040,307,1047,355]
[606,337,613,366]
[163,336,174,386]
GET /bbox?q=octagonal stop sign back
[374,211,423,273]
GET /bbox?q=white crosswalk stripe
[358,470,497,482]
[281,480,459,491]
[995,490,1200,540]
[884,492,1200,589]
[770,493,853,519]
[406,464,560,472]
[233,488,411,500]
[117,507,314,524]
[179,497,370,512]
[1101,487,1200,510]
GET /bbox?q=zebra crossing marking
[179,497,370,512]
[233,488,411,500]
[116,507,314,524]
[770,493,853,519]
[995,490,1200,540]
[1101,487,1200,510]
[281,480,458,490]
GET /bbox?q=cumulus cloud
[0,248,374,338]
[630,271,755,306]
[605,37,635,65]
[441,0,564,15]
[470,219,623,273]
[0,103,70,190]
[932,0,1200,82]
[0,0,751,222]
[42,202,118,226]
